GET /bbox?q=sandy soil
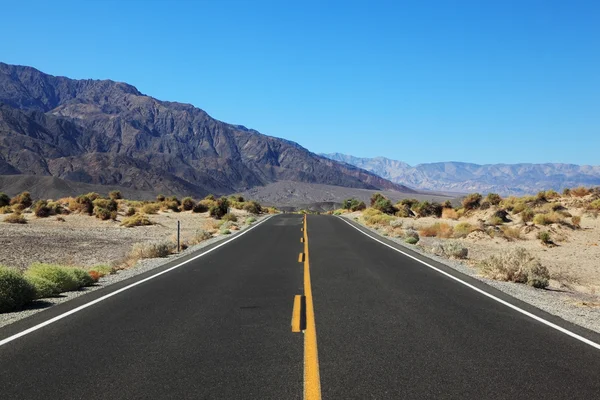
[0,208,255,270]
[349,199,600,299]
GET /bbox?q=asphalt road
[1,214,600,399]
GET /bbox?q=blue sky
[1,0,598,166]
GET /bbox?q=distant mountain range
[0,62,411,198]
[321,153,600,196]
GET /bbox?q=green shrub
[222,213,238,222]
[246,217,257,224]
[411,201,443,218]
[479,248,549,288]
[204,194,216,201]
[370,194,395,214]
[181,197,196,211]
[221,229,232,235]
[89,265,116,277]
[343,198,366,212]
[193,202,209,213]
[589,200,600,210]
[243,201,262,214]
[562,188,571,196]
[68,268,95,287]
[126,207,136,216]
[121,214,153,227]
[142,203,160,214]
[405,236,419,245]
[85,192,101,201]
[462,193,482,210]
[4,212,26,224]
[94,206,116,221]
[0,193,11,207]
[47,201,65,215]
[209,197,229,219]
[488,216,504,226]
[362,209,393,226]
[70,195,94,215]
[0,266,37,312]
[486,193,502,205]
[10,191,33,208]
[533,212,563,225]
[109,190,122,200]
[25,263,80,292]
[454,222,474,238]
[25,275,61,298]
[537,231,552,245]
[33,200,51,218]
[521,208,535,223]
[163,200,180,212]
[93,198,118,212]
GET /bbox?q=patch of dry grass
[419,222,454,238]
[121,214,153,227]
[441,208,459,220]
[4,212,27,224]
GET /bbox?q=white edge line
[337,216,600,351]
[0,215,274,347]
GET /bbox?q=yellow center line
[303,214,322,400]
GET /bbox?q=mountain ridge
[0,62,412,197]
[322,153,600,195]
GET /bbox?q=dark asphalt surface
[0,215,304,400]
[1,214,600,399]
[310,215,600,399]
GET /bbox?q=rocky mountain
[322,153,600,196]
[0,62,412,198]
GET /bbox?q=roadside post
[177,220,181,253]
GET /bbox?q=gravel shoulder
[0,214,270,329]
[342,214,600,335]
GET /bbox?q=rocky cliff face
[322,153,600,195]
[0,62,412,197]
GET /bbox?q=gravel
[342,215,600,335]
[0,215,270,329]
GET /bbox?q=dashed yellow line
[291,295,303,332]
[298,253,305,263]
[303,214,322,400]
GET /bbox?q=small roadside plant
[537,231,552,245]
[453,222,474,238]
[142,203,160,214]
[222,213,238,223]
[121,214,153,227]
[0,266,37,312]
[4,212,26,224]
[246,217,257,224]
[181,197,196,211]
[25,275,61,298]
[404,229,420,245]
[479,248,549,288]
[571,215,581,228]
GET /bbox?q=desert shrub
[204,194,216,201]
[390,219,403,228]
[0,193,10,207]
[47,201,65,215]
[25,263,80,292]
[142,203,160,214]
[68,268,96,287]
[130,242,174,259]
[512,202,527,214]
[486,193,502,206]
[443,241,469,259]
[193,202,209,213]
[162,200,180,212]
[222,213,238,222]
[488,216,504,226]
[371,195,395,215]
[121,214,153,227]
[501,226,522,240]
[243,201,262,214]
[441,208,459,220]
[156,194,166,202]
[246,217,257,224]
[571,215,581,228]
[562,188,571,196]
[84,192,101,201]
[398,198,419,208]
[571,186,590,197]
[589,200,600,210]
[544,190,560,199]
[109,190,122,200]
[394,205,413,218]
[442,200,453,208]
[89,265,116,278]
[94,206,116,221]
[126,207,136,216]
[0,206,12,214]
[33,200,52,218]
[193,229,212,244]
[454,222,474,238]
[25,275,61,298]
[535,191,548,203]
[70,195,94,215]
[462,193,482,210]
[93,198,118,212]
[4,212,26,224]
[0,266,37,312]
[412,201,443,218]
[537,231,552,245]
[405,236,419,245]
[88,270,101,282]
[220,229,232,235]
[533,212,563,225]
[10,191,33,208]
[521,208,535,223]
[362,209,393,226]
[419,223,453,238]
[181,197,196,211]
[209,197,229,219]
[479,248,549,288]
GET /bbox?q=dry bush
[126,207,136,216]
[130,242,175,260]
[222,213,238,222]
[191,229,213,245]
[181,197,196,211]
[537,231,552,245]
[362,209,393,227]
[453,222,474,238]
[571,186,590,197]
[121,214,153,227]
[4,212,26,224]
[33,200,52,218]
[141,203,160,214]
[419,223,453,238]
[10,191,33,208]
[0,192,10,207]
[0,206,12,214]
[462,193,482,210]
[479,248,549,288]
[488,216,504,226]
[544,190,560,199]
[589,200,600,210]
[501,226,522,240]
[69,195,94,215]
[441,208,459,220]
[571,215,581,228]
[521,208,535,223]
[486,193,502,206]
[533,212,563,225]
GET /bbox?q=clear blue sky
[1,0,598,166]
